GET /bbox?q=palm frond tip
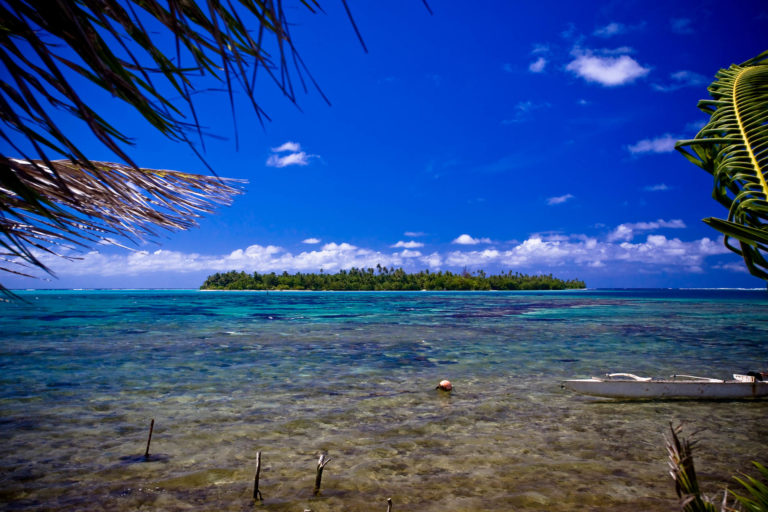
[1,158,245,278]
[675,51,768,281]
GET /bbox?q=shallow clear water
[1,289,767,511]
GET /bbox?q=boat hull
[562,379,768,399]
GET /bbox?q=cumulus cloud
[302,238,321,244]
[392,240,424,249]
[529,57,547,73]
[566,50,650,86]
[266,152,310,168]
[547,194,575,205]
[627,134,678,154]
[452,234,492,245]
[271,141,301,153]
[266,141,315,168]
[607,219,686,242]
[397,249,423,258]
[652,70,709,92]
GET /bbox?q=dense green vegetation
[201,267,586,291]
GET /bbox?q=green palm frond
[676,50,768,281]
[732,462,768,512]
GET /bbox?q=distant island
[201,267,585,291]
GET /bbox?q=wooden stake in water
[386,497,393,511]
[313,453,331,496]
[253,451,263,501]
[144,418,154,460]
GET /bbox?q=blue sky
[4,1,768,289]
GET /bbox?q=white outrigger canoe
[562,373,768,399]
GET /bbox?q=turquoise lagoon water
[1,289,767,511]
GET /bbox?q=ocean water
[1,289,767,511]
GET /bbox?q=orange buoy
[436,379,452,391]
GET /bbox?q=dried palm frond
[1,158,244,292]
[665,423,722,512]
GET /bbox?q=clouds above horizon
[607,219,685,242]
[19,220,734,283]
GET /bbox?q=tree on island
[200,268,586,291]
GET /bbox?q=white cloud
[607,219,686,242]
[392,240,424,249]
[404,231,426,237]
[593,22,625,37]
[652,70,708,92]
[266,141,316,168]
[644,184,670,192]
[271,141,301,153]
[452,234,491,245]
[266,151,310,168]
[566,50,650,86]
[397,249,423,258]
[302,238,321,244]
[529,57,547,73]
[547,194,575,205]
[628,134,678,154]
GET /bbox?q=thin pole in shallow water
[144,418,154,459]
[313,453,331,496]
[253,451,263,501]
[387,497,393,511]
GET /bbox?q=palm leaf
[731,462,768,512]
[676,50,768,281]
[0,0,320,293]
[1,158,244,294]
[665,423,722,512]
